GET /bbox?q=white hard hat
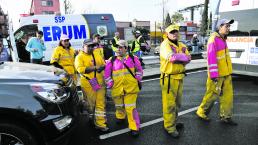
[135,30,141,34]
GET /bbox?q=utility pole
[155,0,169,30]
[178,4,204,22]
[212,0,221,32]
[162,0,165,28]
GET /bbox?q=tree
[200,0,209,36]
[64,0,74,14]
[165,13,172,28]
[171,12,184,24]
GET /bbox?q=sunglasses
[169,30,179,34]
[63,39,69,42]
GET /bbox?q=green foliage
[171,12,184,24]
[200,0,209,36]
[133,27,150,36]
[165,13,172,28]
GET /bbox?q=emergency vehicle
[218,0,258,76]
[13,14,116,63]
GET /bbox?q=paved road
[68,71,258,145]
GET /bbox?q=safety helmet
[165,24,180,33]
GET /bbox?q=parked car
[0,62,84,145]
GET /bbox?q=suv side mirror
[256,38,258,47]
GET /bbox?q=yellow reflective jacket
[207,32,232,78]
[94,44,104,60]
[75,50,106,87]
[111,37,119,52]
[132,36,142,53]
[50,46,75,75]
[160,39,190,79]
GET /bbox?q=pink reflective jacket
[104,54,143,96]
[207,32,232,78]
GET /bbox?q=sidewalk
[143,59,207,79]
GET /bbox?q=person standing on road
[131,30,149,68]
[160,24,191,138]
[104,40,143,137]
[26,30,46,64]
[93,33,104,59]
[75,39,108,132]
[111,32,120,56]
[191,34,199,46]
[50,34,77,83]
[196,19,238,126]
[0,37,10,62]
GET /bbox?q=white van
[218,0,258,76]
[13,14,116,63]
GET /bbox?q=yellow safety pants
[197,75,233,119]
[160,75,183,133]
[112,93,140,131]
[81,81,107,128]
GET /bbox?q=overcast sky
[0,0,206,30]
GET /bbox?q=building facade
[0,7,9,38]
[30,0,60,15]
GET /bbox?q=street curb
[142,67,207,80]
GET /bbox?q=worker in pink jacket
[196,19,237,126]
[104,40,143,137]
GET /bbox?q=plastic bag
[88,77,101,91]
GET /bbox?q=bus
[218,0,258,76]
[13,14,116,63]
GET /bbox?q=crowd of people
[0,19,238,138]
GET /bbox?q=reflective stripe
[210,69,218,72]
[95,111,106,117]
[106,79,113,83]
[95,111,106,114]
[209,64,218,68]
[115,104,124,107]
[106,77,113,83]
[136,72,142,75]
[124,103,136,107]
[95,114,106,117]
[106,77,112,81]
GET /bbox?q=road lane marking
[99,106,199,140]
[142,70,207,83]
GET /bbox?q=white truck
[216,0,258,76]
[13,14,116,63]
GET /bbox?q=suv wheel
[0,122,38,145]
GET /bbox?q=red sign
[232,0,240,6]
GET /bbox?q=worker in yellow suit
[50,34,77,84]
[104,40,143,137]
[160,24,191,138]
[92,33,104,59]
[196,19,237,126]
[75,39,108,132]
